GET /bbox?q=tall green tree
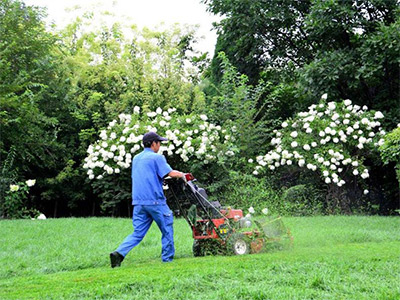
[204,0,400,126]
[0,0,72,215]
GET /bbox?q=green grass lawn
[0,216,399,299]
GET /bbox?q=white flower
[156,107,162,114]
[321,93,328,100]
[325,177,331,184]
[361,173,369,179]
[303,144,311,151]
[344,99,352,106]
[374,111,384,119]
[248,158,254,163]
[361,118,369,125]
[249,207,255,214]
[186,118,192,123]
[147,112,157,117]
[298,159,305,167]
[262,208,269,215]
[282,122,288,128]
[10,184,19,192]
[351,161,359,167]
[37,213,47,220]
[290,131,298,138]
[133,106,140,114]
[346,127,354,134]
[353,169,359,175]
[319,131,325,137]
[253,170,259,175]
[363,189,369,195]
[26,179,36,187]
[291,141,298,148]
[200,114,208,121]
[343,119,350,125]
[306,128,313,134]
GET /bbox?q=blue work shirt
[131,148,172,205]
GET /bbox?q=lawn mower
[165,173,293,256]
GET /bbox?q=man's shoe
[110,251,124,268]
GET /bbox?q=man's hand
[168,170,187,184]
[181,172,187,184]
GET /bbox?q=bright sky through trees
[24,0,219,54]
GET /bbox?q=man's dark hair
[144,140,153,148]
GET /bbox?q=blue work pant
[116,204,175,262]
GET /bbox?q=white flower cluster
[246,206,269,217]
[83,107,235,180]
[9,179,36,192]
[253,97,386,193]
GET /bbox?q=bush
[206,171,282,215]
[380,126,400,187]
[281,184,324,216]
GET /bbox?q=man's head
[142,132,168,152]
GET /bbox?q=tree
[204,0,400,127]
[0,0,72,217]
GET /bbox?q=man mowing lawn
[110,131,186,267]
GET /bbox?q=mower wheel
[227,233,250,255]
[192,240,205,257]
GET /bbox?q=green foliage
[0,0,65,173]
[1,0,399,217]
[1,182,38,219]
[0,147,18,214]
[207,171,282,214]
[281,184,324,216]
[205,0,400,126]
[380,127,400,186]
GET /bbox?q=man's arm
[168,170,185,178]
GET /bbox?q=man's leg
[115,205,153,257]
[149,205,175,262]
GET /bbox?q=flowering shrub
[83,107,236,180]
[252,95,386,194]
[2,180,38,219]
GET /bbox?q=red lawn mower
[165,173,292,256]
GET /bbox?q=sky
[24,0,221,55]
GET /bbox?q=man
[110,131,185,268]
